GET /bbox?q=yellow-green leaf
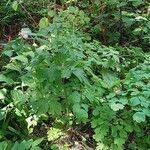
[39,17,49,30]
[12,1,18,11]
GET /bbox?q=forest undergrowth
[0,0,150,150]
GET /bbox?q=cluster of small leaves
[91,62,150,149]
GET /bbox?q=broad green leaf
[110,103,124,111]
[48,99,62,115]
[3,50,13,57]
[0,74,14,84]
[23,51,34,58]
[39,17,49,30]
[119,98,128,105]
[91,119,98,128]
[93,133,102,142]
[31,96,46,115]
[32,138,44,147]
[48,10,55,17]
[101,70,119,89]
[61,68,72,79]
[69,91,81,104]
[35,100,49,115]
[8,126,21,136]
[12,55,28,63]
[46,67,61,83]
[130,97,140,106]
[94,124,109,140]
[95,0,100,6]
[73,68,88,83]
[133,112,146,123]
[11,90,26,106]
[0,141,8,150]
[12,141,26,150]
[143,108,150,117]
[119,130,127,138]
[0,109,6,121]
[142,91,150,98]
[124,124,133,132]
[12,1,18,11]
[11,140,41,150]
[139,96,149,108]
[5,63,21,72]
[73,103,88,122]
[112,126,118,137]
[114,138,125,147]
[0,92,4,99]
[92,109,100,116]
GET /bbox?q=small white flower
[19,28,31,39]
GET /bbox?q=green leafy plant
[0,2,150,150]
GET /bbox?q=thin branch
[19,2,38,27]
